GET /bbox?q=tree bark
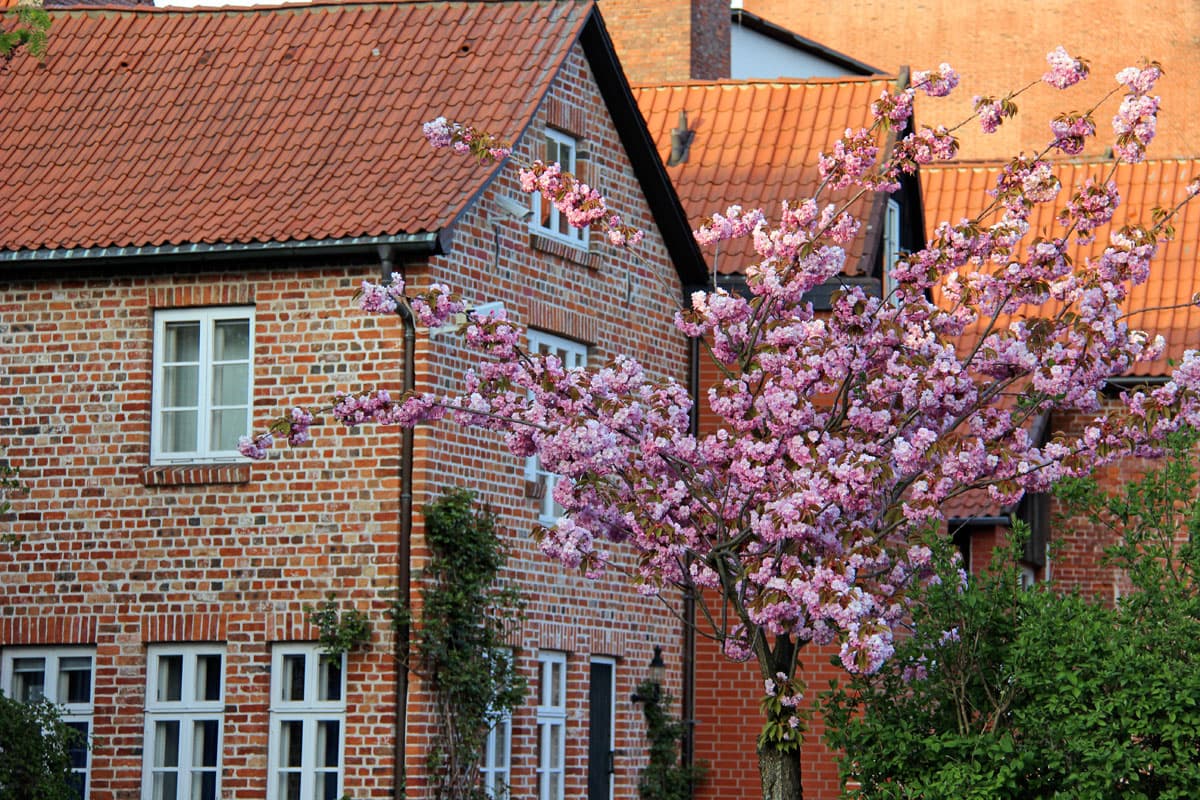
[758,745,803,800]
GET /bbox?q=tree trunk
[758,745,803,800]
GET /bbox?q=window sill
[143,463,252,487]
[530,232,601,270]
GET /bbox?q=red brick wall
[395,43,692,798]
[0,267,403,799]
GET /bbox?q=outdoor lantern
[631,645,666,704]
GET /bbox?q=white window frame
[536,651,568,800]
[882,197,901,302]
[530,128,588,249]
[151,306,255,464]
[142,645,225,800]
[267,644,346,800]
[1,646,96,799]
[481,709,512,799]
[525,331,588,523]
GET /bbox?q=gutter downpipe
[380,244,416,800]
[683,328,702,793]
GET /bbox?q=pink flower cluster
[818,127,879,190]
[973,96,1009,134]
[359,273,407,314]
[519,160,608,229]
[422,116,512,162]
[1113,93,1159,163]
[332,389,444,428]
[1049,113,1096,155]
[1041,46,1089,89]
[912,63,959,97]
[605,214,645,248]
[870,87,915,125]
[1057,177,1120,243]
[1116,63,1162,96]
[694,205,766,247]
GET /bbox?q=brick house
[0,2,709,799]
[635,76,926,799]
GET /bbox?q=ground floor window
[268,644,346,800]
[1,646,95,799]
[143,645,225,800]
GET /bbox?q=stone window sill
[530,232,602,270]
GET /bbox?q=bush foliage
[824,433,1200,799]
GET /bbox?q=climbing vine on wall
[395,488,526,800]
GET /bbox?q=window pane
[12,658,46,702]
[209,408,247,452]
[162,410,198,454]
[213,320,250,361]
[162,364,199,408]
[317,720,340,767]
[157,655,183,702]
[211,363,249,407]
[163,322,200,363]
[281,655,305,702]
[192,771,217,800]
[154,720,181,768]
[58,658,92,704]
[318,657,342,702]
[65,721,89,770]
[279,720,304,768]
[193,720,219,768]
[549,724,562,769]
[282,772,301,800]
[196,654,222,702]
[153,772,179,800]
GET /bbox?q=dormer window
[531,129,587,249]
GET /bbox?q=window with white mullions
[481,710,512,798]
[536,651,568,800]
[525,331,588,522]
[268,645,346,800]
[531,129,587,248]
[1,647,96,800]
[152,307,254,463]
[143,646,224,800]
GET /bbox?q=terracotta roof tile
[0,0,592,253]
[922,158,1200,377]
[634,77,896,275]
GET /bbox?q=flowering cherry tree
[243,50,1200,799]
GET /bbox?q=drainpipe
[682,331,701,793]
[380,245,416,800]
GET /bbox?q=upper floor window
[267,644,345,800]
[151,307,254,464]
[143,645,225,800]
[531,129,587,249]
[1,647,95,799]
[525,330,588,522]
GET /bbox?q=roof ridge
[632,75,896,91]
[923,156,1200,170]
[50,0,585,14]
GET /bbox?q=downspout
[683,330,702,793]
[380,244,416,800]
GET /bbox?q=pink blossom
[870,87,915,125]
[1113,93,1160,163]
[1042,46,1089,89]
[973,96,1007,134]
[912,63,959,97]
[1049,113,1096,155]
[1116,63,1162,96]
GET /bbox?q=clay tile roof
[923,158,1200,378]
[0,0,592,254]
[633,76,896,275]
